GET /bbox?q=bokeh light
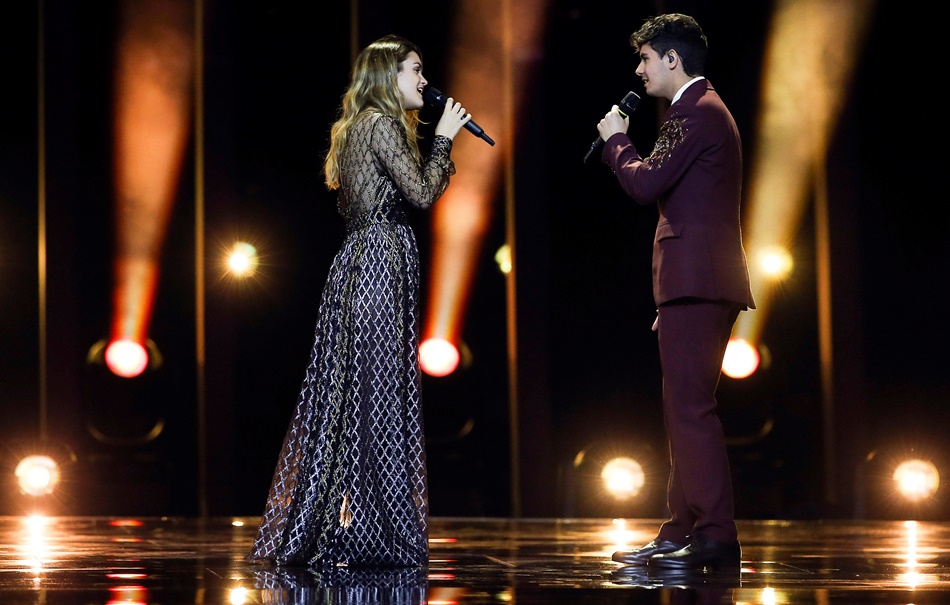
[893,459,940,502]
[419,337,460,377]
[722,337,760,379]
[758,245,794,279]
[600,457,645,500]
[227,241,258,277]
[104,338,149,378]
[15,456,61,497]
[494,244,511,274]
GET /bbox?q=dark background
[1,0,946,520]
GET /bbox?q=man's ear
[667,50,678,68]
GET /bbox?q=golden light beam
[735,0,874,346]
[111,0,194,344]
[425,0,549,343]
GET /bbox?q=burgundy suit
[603,78,755,545]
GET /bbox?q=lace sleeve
[370,115,455,210]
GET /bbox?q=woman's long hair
[324,35,423,190]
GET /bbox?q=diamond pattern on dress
[246,112,454,568]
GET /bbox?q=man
[596,13,755,571]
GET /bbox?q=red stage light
[104,338,149,378]
[419,338,460,377]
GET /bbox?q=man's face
[636,43,674,100]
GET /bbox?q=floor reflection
[254,565,428,605]
[609,565,741,604]
[1,516,949,604]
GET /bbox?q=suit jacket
[603,79,755,310]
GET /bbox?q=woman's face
[396,51,427,110]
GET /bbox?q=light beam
[110,0,194,349]
[425,0,549,346]
[735,0,875,346]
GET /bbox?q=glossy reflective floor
[1,516,949,604]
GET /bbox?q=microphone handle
[583,91,640,164]
[583,136,609,165]
[465,121,495,146]
[423,87,495,146]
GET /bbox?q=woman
[246,34,472,569]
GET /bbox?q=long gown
[246,111,455,569]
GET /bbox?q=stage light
[226,241,258,277]
[893,459,939,502]
[734,0,873,348]
[88,337,163,380]
[494,244,511,275]
[600,457,645,500]
[424,0,546,352]
[419,337,460,377]
[864,447,946,520]
[14,456,60,497]
[758,245,794,280]
[3,443,76,512]
[228,586,250,605]
[722,337,760,379]
[104,338,149,378]
[110,0,194,364]
[564,441,663,517]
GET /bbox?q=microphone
[583,91,640,164]
[422,86,495,146]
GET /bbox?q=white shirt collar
[671,76,706,105]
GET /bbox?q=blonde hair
[324,35,423,190]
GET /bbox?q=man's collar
[671,76,706,105]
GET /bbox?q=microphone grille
[619,91,640,115]
[422,87,444,106]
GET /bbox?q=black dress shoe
[612,538,685,565]
[647,536,741,571]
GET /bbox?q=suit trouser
[654,299,741,545]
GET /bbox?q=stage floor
[1,515,948,604]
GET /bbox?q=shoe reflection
[609,565,740,604]
[254,565,428,605]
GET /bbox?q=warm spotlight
[229,586,250,605]
[722,337,760,379]
[494,244,512,274]
[734,0,873,347]
[893,459,940,502]
[15,456,61,497]
[601,457,645,500]
[104,338,149,378]
[758,245,794,279]
[226,241,258,277]
[419,337,460,377]
[425,0,545,351]
[564,441,663,517]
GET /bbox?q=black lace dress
[246,111,455,569]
